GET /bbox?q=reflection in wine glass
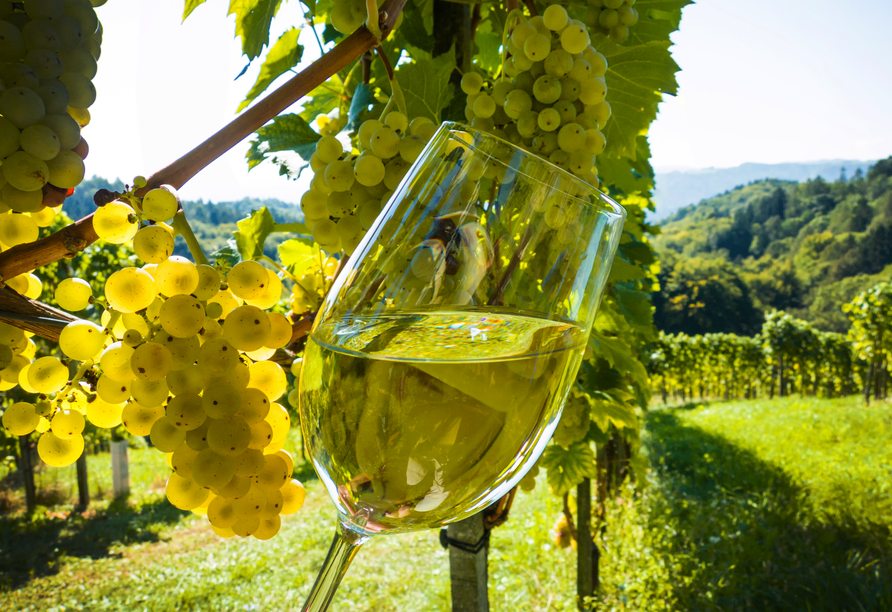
[299,123,625,611]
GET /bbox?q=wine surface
[300,310,585,534]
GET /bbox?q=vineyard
[0,0,890,610]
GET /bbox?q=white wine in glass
[299,123,625,610]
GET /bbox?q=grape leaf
[399,0,434,54]
[602,41,680,160]
[471,17,502,74]
[228,0,283,61]
[541,441,597,496]
[246,113,321,169]
[279,239,320,276]
[589,331,650,389]
[183,0,208,20]
[589,398,639,434]
[347,82,373,132]
[395,45,456,123]
[611,286,655,335]
[300,84,341,124]
[234,207,276,261]
[209,243,241,270]
[626,0,692,47]
[238,28,303,112]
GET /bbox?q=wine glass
[298,122,625,610]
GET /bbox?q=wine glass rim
[441,121,626,220]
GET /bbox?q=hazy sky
[86,1,892,203]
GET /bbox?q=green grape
[384,157,410,191]
[599,8,620,28]
[158,294,205,338]
[122,401,165,436]
[543,5,569,30]
[560,25,590,55]
[3,150,48,192]
[533,76,562,104]
[157,334,200,371]
[511,20,536,47]
[232,448,263,478]
[133,225,175,263]
[255,454,289,491]
[27,356,67,393]
[40,113,80,149]
[38,431,84,467]
[207,497,239,528]
[100,341,136,382]
[280,479,306,515]
[223,304,271,352]
[0,213,39,247]
[549,149,570,169]
[315,135,342,164]
[323,160,355,192]
[51,408,85,439]
[25,47,63,80]
[46,149,85,188]
[130,377,169,407]
[370,127,400,159]
[20,124,61,160]
[2,402,39,435]
[94,201,138,243]
[155,255,199,296]
[247,361,287,402]
[130,341,172,381]
[584,48,608,76]
[185,417,211,452]
[217,472,252,499]
[384,111,408,133]
[503,89,532,119]
[166,473,208,510]
[192,449,236,489]
[312,218,340,252]
[233,483,267,519]
[244,270,281,310]
[589,101,611,128]
[358,119,383,151]
[25,0,65,20]
[358,199,383,230]
[166,392,206,431]
[579,76,607,106]
[59,72,95,108]
[202,381,241,419]
[585,128,607,155]
[105,267,156,313]
[207,415,251,457]
[537,108,561,132]
[193,264,221,301]
[141,187,179,221]
[532,131,559,156]
[337,214,364,254]
[544,49,573,78]
[523,33,551,62]
[0,62,39,89]
[197,338,239,376]
[53,15,84,51]
[557,123,586,153]
[0,344,12,371]
[300,188,328,218]
[170,443,198,478]
[232,515,260,537]
[227,261,268,300]
[618,5,638,25]
[460,72,483,95]
[0,20,24,60]
[0,116,20,158]
[122,328,142,347]
[0,86,46,128]
[97,374,131,403]
[353,154,385,187]
[329,1,363,35]
[59,320,106,360]
[473,94,496,119]
[60,47,97,79]
[166,364,205,396]
[265,313,292,350]
[552,100,577,125]
[568,59,592,83]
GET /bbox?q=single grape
[561,25,590,55]
[166,473,209,511]
[197,338,239,376]
[51,408,86,439]
[105,267,156,313]
[358,119,383,151]
[384,111,409,133]
[227,261,269,300]
[40,113,80,149]
[2,402,39,435]
[141,187,179,221]
[38,431,84,467]
[579,77,608,106]
[94,201,138,244]
[0,87,46,128]
[59,320,106,361]
[207,416,251,457]
[20,123,61,160]
[460,72,484,95]
[3,150,49,192]
[155,255,199,296]
[315,135,343,164]
[543,5,569,30]
[538,108,562,132]
[370,127,401,159]
[523,33,551,62]
[46,149,85,188]
[133,225,175,263]
[0,213,39,247]
[223,304,272,352]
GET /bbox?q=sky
[86,0,892,203]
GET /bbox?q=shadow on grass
[0,495,188,591]
[642,410,892,612]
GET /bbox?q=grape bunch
[301,112,436,255]
[0,0,104,249]
[461,6,610,186]
[1,183,307,540]
[583,0,639,44]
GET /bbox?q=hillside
[652,158,892,334]
[64,177,304,259]
[652,159,876,222]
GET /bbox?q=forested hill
[64,177,304,258]
[651,159,876,221]
[652,157,892,335]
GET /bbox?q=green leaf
[589,398,638,433]
[395,45,456,123]
[602,41,680,159]
[246,114,321,169]
[598,155,654,196]
[541,441,597,496]
[626,0,692,46]
[347,82,373,132]
[183,0,208,20]
[234,207,277,261]
[210,243,241,270]
[589,331,650,389]
[228,0,283,60]
[612,285,655,333]
[238,28,303,112]
[279,238,320,276]
[399,0,434,54]
[300,85,341,124]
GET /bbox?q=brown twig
[375,45,395,81]
[562,492,578,542]
[0,287,79,342]
[361,51,372,84]
[470,3,482,39]
[483,486,518,529]
[0,0,410,287]
[522,0,538,17]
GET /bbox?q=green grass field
[1,396,890,611]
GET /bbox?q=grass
[1,396,890,611]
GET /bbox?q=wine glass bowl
[298,122,625,610]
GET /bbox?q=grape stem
[365,0,382,41]
[375,47,407,117]
[102,310,122,335]
[261,255,300,284]
[55,360,95,406]
[171,211,210,267]
[0,0,411,286]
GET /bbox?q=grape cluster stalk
[0,0,102,260]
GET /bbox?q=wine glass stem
[302,519,369,612]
